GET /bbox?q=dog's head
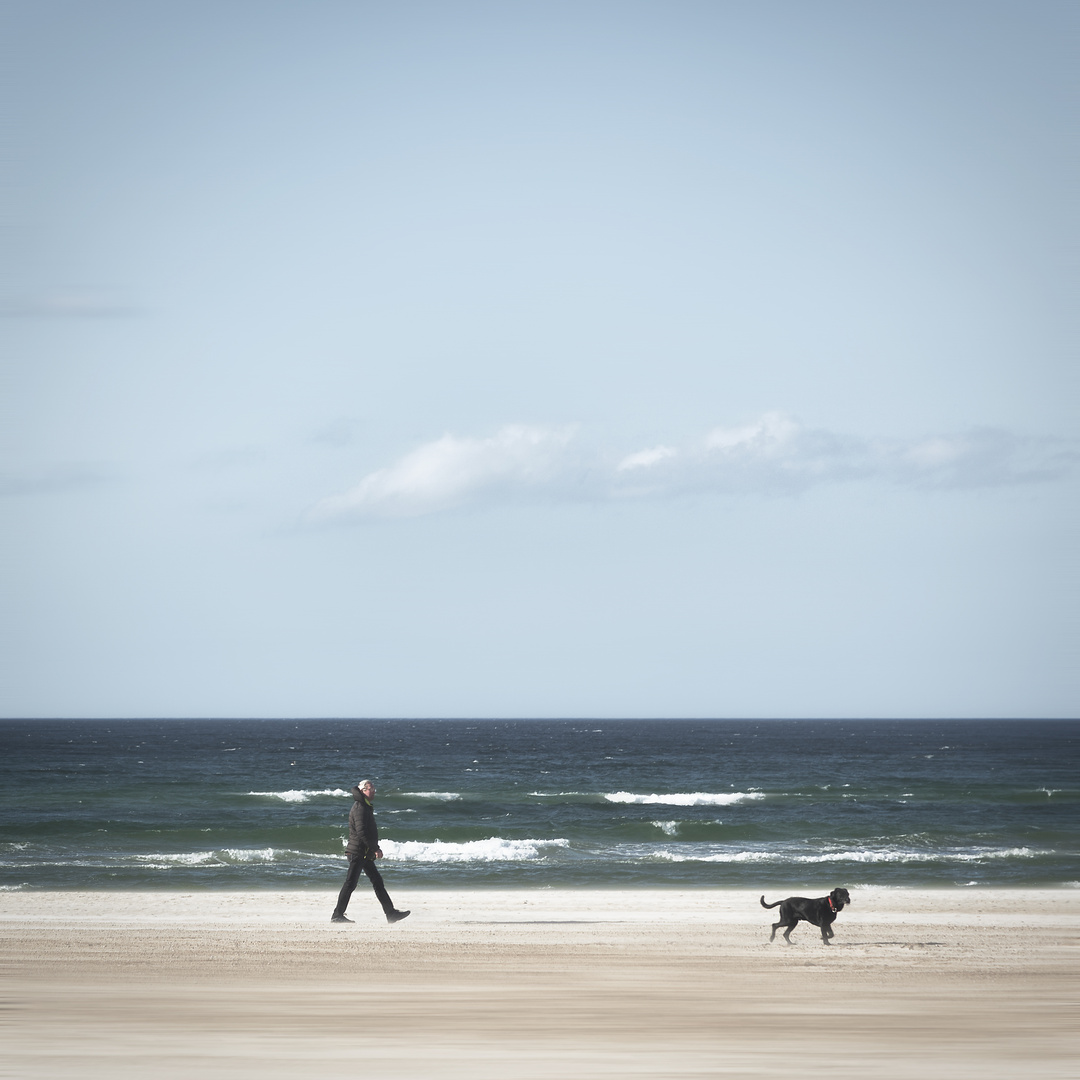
[830,888,851,910]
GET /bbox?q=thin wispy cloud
[189,446,268,473]
[0,291,139,318]
[309,417,360,449]
[310,414,1075,522]
[0,465,113,498]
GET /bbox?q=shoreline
[4,887,1078,1078]
[4,878,1077,896]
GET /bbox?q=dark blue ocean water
[1,719,1076,890]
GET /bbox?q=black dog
[760,888,851,944]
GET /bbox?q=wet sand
[2,887,1077,1078]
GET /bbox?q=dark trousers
[334,853,394,916]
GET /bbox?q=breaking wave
[132,848,318,867]
[245,789,352,803]
[651,845,1046,865]
[379,838,568,863]
[606,791,765,807]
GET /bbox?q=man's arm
[358,801,382,857]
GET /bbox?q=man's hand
[374,847,384,859]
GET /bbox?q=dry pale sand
[1,887,1077,1079]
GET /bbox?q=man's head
[358,779,375,798]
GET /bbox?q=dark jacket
[346,785,380,859]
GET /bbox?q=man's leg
[333,857,363,918]
[360,856,395,915]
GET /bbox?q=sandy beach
[2,887,1077,1078]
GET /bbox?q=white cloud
[310,424,576,520]
[704,412,799,453]
[883,427,1075,490]
[310,414,1073,521]
[617,445,678,471]
[904,437,963,468]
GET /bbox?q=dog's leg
[782,920,797,943]
[769,922,781,942]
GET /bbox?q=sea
[1,718,1077,891]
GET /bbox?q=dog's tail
[760,895,782,909]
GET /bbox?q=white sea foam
[380,837,569,863]
[401,792,462,801]
[221,847,279,862]
[132,848,313,867]
[606,791,765,807]
[245,789,351,803]
[651,846,1044,864]
[651,821,680,836]
[814,847,1039,864]
[135,851,219,866]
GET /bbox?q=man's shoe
[330,913,353,923]
[386,909,410,924]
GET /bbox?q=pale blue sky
[2,1,1075,717]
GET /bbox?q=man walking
[331,779,410,924]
